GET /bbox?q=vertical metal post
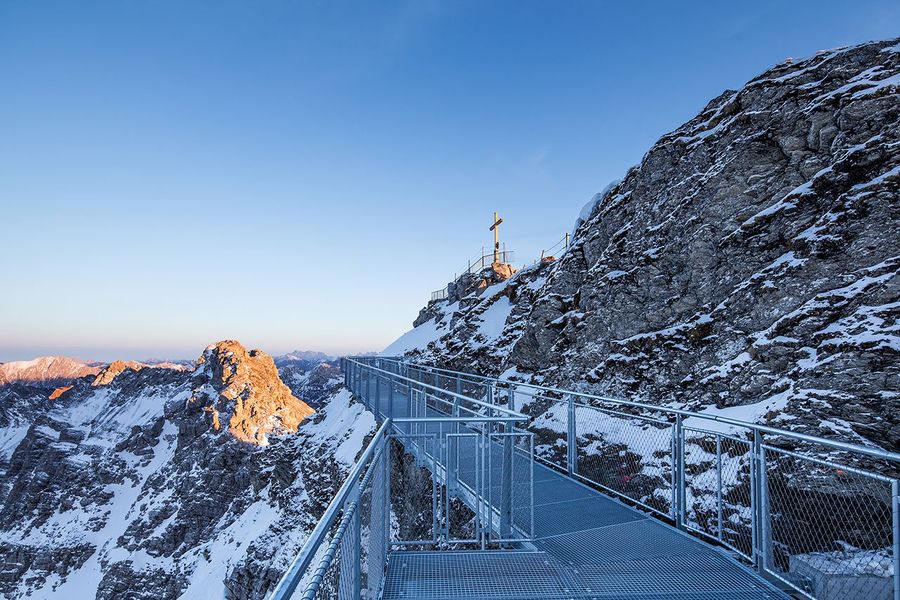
[716,435,723,541]
[674,414,685,529]
[892,479,899,600]
[388,376,394,418]
[753,430,773,573]
[375,374,381,419]
[480,431,487,549]
[456,374,462,396]
[507,385,516,411]
[567,395,577,476]
[445,433,457,542]
[500,424,514,540]
[750,431,759,568]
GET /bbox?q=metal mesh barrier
[574,403,673,517]
[486,430,535,541]
[308,358,900,600]
[361,450,388,599]
[762,446,897,600]
[389,435,440,547]
[525,396,569,472]
[683,429,754,560]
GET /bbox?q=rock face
[0,341,372,599]
[389,38,900,453]
[189,341,315,445]
[0,357,100,387]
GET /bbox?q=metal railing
[374,358,900,600]
[538,233,569,262]
[270,358,535,600]
[270,420,391,600]
[429,249,516,303]
[345,357,535,545]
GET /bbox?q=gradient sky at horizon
[2,1,898,362]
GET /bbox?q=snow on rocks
[0,342,373,600]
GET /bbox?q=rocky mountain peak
[189,340,315,445]
[91,360,144,386]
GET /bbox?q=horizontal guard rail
[269,420,393,600]
[344,358,528,421]
[377,358,900,463]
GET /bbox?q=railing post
[384,437,392,558]
[567,395,576,476]
[375,374,381,419]
[674,414,685,529]
[892,479,899,600]
[456,374,462,396]
[507,385,515,411]
[447,433,458,494]
[388,375,394,418]
[716,435,723,542]
[500,421,514,540]
[753,430,773,573]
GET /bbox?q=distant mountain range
[0,350,338,389]
[0,356,101,387]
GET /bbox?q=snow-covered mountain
[3,35,897,600]
[0,341,374,599]
[274,350,335,366]
[385,37,900,454]
[0,357,101,387]
[273,351,343,409]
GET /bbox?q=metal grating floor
[381,551,576,599]
[379,387,788,600]
[380,550,783,600]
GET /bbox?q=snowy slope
[0,342,373,600]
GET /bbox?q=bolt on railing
[375,358,900,600]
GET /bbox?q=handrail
[429,249,516,303]
[345,357,528,422]
[268,419,392,600]
[369,357,900,463]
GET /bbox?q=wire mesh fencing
[575,403,673,517]
[485,430,535,543]
[762,446,897,600]
[683,429,754,560]
[340,357,900,600]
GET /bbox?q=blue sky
[1,1,898,361]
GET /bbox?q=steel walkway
[271,358,900,600]
[378,375,786,600]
